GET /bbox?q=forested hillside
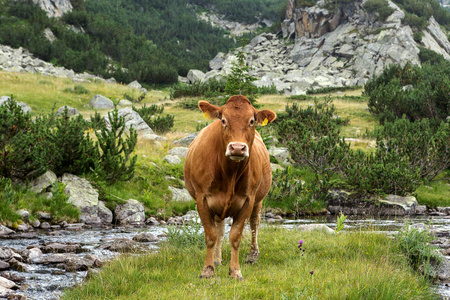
[0,0,286,85]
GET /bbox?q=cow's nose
[227,142,248,156]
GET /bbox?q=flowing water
[1,215,449,300]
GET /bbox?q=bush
[277,98,423,196]
[363,0,395,22]
[364,63,450,123]
[170,80,226,99]
[148,115,175,134]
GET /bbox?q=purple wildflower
[310,270,314,275]
[298,240,303,249]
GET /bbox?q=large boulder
[0,96,32,114]
[173,133,198,147]
[114,199,145,225]
[29,170,57,194]
[56,106,79,117]
[104,107,154,136]
[90,94,114,109]
[169,186,192,202]
[61,173,113,224]
[187,69,205,83]
[297,224,335,234]
[168,147,189,159]
[31,0,73,18]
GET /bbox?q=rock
[0,272,25,283]
[98,238,136,252]
[133,232,158,242]
[169,186,192,202]
[0,248,15,261]
[56,106,79,117]
[64,256,94,272]
[163,155,182,165]
[415,205,427,215]
[438,259,450,281]
[145,217,160,226]
[32,253,75,264]
[173,133,198,147]
[0,226,14,236]
[25,248,43,261]
[0,286,14,298]
[118,99,133,106]
[127,80,142,90]
[104,106,154,136]
[36,211,52,220]
[90,94,114,109]
[437,207,450,215]
[39,243,83,254]
[7,259,30,272]
[168,147,189,159]
[327,189,419,216]
[378,195,418,215]
[268,147,290,164]
[178,76,190,84]
[40,222,51,229]
[167,216,184,225]
[209,52,226,70]
[62,173,113,225]
[0,261,10,270]
[0,276,17,290]
[15,210,29,222]
[29,170,57,194]
[32,0,73,18]
[271,163,285,172]
[114,199,145,225]
[31,219,41,228]
[0,96,32,114]
[187,69,205,83]
[44,27,56,42]
[297,224,335,234]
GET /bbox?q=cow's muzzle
[226,142,249,161]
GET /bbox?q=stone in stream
[7,259,30,272]
[0,225,14,236]
[133,232,158,243]
[0,276,17,290]
[98,238,137,252]
[0,261,10,270]
[0,271,25,283]
[38,242,84,254]
[114,199,145,226]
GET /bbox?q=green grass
[415,174,450,208]
[62,227,438,300]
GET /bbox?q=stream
[1,215,449,300]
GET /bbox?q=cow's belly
[206,193,248,219]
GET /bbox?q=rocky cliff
[32,0,72,18]
[189,0,450,94]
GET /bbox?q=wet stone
[0,272,25,283]
[39,243,84,254]
[7,259,30,272]
[98,238,136,252]
[0,261,10,270]
[40,222,50,230]
[133,232,158,243]
[36,212,51,220]
[0,225,14,236]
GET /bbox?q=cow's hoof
[200,265,214,279]
[229,269,244,281]
[246,251,260,264]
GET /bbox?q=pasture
[62,227,437,300]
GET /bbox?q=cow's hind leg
[197,195,217,278]
[246,201,262,264]
[214,217,225,266]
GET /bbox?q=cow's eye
[221,119,226,126]
[249,119,254,127]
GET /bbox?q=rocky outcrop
[168,186,192,202]
[197,11,261,37]
[32,0,73,18]
[114,199,145,226]
[187,0,450,95]
[0,45,107,82]
[0,96,32,114]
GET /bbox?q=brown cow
[184,95,276,280]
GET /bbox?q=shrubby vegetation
[363,0,395,22]
[133,104,175,134]
[392,0,450,30]
[364,62,450,124]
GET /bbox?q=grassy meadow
[62,227,438,300]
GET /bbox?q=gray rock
[145,217,160,226]
[114,199,145,225]
[40,222,51,229]
[209,52,226,70]
[7,258,30,272]
[0,226,14,236]
[0,276,17,290]
[32,0,73,18]
[0,248,15,261]
[44,28,56,42]
[37,211,52,220]
[98,201,113,224]
[173,133,198,147]
[187,69,205,84]
[104,106,154,136]
[169,186,192,202]
[0,286,14,298]
[98,238,136,252]
[29,170,57,194]
[415,205,427,215]
[118,99,133,106]
[0,261,10,270]
[90,94,114,109]
[26,248,43,261]
[163,155,182,165]
[32,253,75,264]
[133,232,158,242]
[0,96,32,114]
[268,147,290,164]
[56,106,79,117]
[15,209,29,221]
[127,80,142,90]
[438,259,450,281]
[297,224,335,234]
[168,147,189,159]
[39,242,83,254]
[31,219,41,228]
[378,195,418,215]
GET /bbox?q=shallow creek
[1,215,449,300]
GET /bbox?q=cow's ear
[199,101,221,119]
[256,110,277,126]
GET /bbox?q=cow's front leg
[197,195,217,278]
[246,201,262,264]
[229,197,254,280]
[214,217,225,266]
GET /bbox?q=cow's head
[199,95,276,162]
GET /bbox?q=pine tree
[94,108,137,184]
